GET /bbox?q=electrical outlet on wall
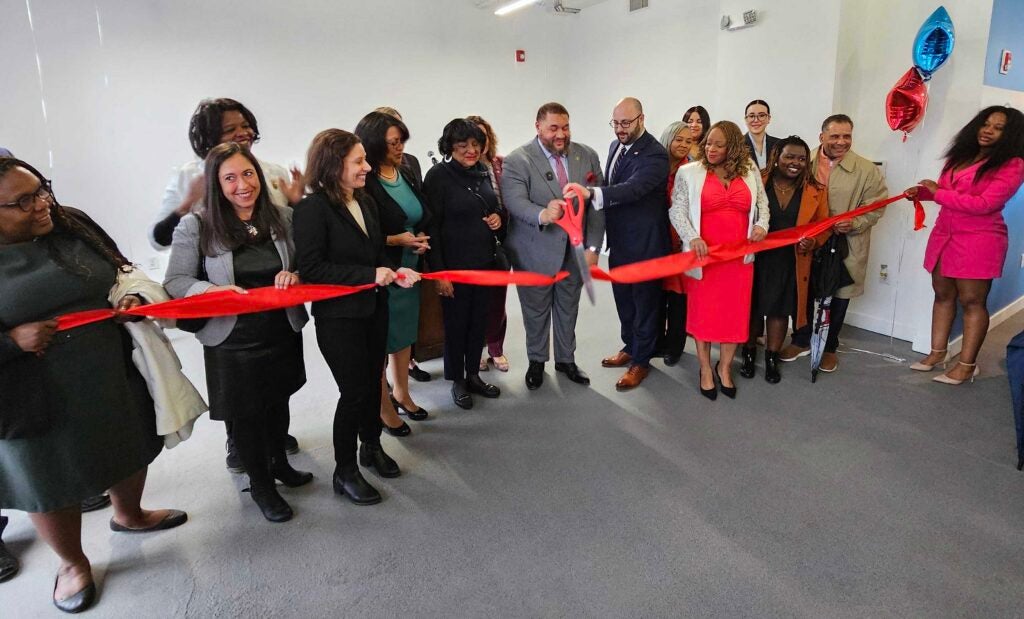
[879,263,890,285]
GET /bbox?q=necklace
[378,166,398,181]
[243,221,259,238]
[774,180,796,195]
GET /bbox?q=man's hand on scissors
[539,199,565,225]
[563,182,591,201]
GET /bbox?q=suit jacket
[364,168,433,268]
[501,138,605,275]
[163,205,308,346]
[744,133,780,170]
[292,191,393,318]
[601,130,670,266]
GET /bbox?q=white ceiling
[472,0,612,13]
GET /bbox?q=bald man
[565,98,670,391]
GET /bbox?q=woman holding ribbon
[740,136,830,383]
[0,157,186,613]
[165,143,311,523]
[906,106,1024,385]
[294,129,419,506]
[656,121,694,365]
[669,121,769,400]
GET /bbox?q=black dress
[203,238,305,421]
[754,185,801,318]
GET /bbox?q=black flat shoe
[525,361,544,390]
[333,469,382,505]
[663,352,682,366]
[764,351,781,384]
[269,457,314,487]
[466,374,500,398]
[109,509,188,533]
[554,362,590,385]
[53,577,96,614]
[409,365,432,382]
[451,380,474,409]
[739,346,756,379]
[285,434,300,455]
[699,369,717,401]
[359,443,401,478]
[390,395,428,421]
[80,493,111,513]
[249,483,293,523]
[715,362,737,399]
[383,420,412,437]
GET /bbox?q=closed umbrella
[809,234,853,382]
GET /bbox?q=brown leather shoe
[602,351,633,368]
[615,365,650,391]
[819,352,838,373]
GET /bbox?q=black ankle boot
[764,351,781,384]
[359,443,401,478]
[333,468,382,505]
[249,483,293,523]
[739,346,757,379]
[269,456,314,488]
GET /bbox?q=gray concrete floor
[2,294,1024,618]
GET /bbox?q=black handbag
[0,342,56,440]
[810,234,854,299]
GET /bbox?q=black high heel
[716,362,737,399]
[739,346,756,379]
[698,368,717,401]
[390,395,428,421]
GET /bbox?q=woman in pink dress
[906,106,1024,385]
[669,121,769,400]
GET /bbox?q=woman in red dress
[669,121,769,399]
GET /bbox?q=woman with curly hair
[669,121,769,400]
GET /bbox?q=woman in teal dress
[357,112,433,435]
[0,157,186,613]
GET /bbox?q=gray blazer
[163,206,308,347]
[500,138,605,276]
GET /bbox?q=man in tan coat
[780,114,888,372]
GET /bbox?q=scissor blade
[573,246,596,305]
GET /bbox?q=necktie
[553,155,569,188]
[611,143,627,184]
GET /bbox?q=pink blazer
[920,157,1024,279]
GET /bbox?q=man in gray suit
[501,102,605,390]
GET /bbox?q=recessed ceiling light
[495,0,536,16]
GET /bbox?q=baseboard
[946,293,1024,358]
[842,309,914,343]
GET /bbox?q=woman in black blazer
[423,119,504,410]
[293,129,420,506]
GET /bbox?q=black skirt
[204,330,305,421]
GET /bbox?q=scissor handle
[555,185,585,246]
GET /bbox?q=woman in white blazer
[669,121,769,400]
[164,143,310,523]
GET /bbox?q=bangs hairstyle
[943,105,1024,182]
[437,119,486,157]
[466,115,498,162]
[697,120,753,179]
[355,111,410,172]
[682,105,711,138]
[0,157,128,272]
[305,129,363,205]
[764,135,823,191]
[199,143,285,257]
[188,98,261,159]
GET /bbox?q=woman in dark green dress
[0,158,186,613]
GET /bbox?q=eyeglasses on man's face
[0,180,52,212]
[609,113,642,129]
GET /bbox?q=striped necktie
[611,143,627,184]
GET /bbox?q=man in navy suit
[564,97,669,391]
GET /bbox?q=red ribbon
[56,193,923,332]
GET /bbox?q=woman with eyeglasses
[356,111,432,437]
[743,100,779,171]
[682,105,711,161]
[422,119,504,410]
[0,157,186,613]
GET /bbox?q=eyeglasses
[386,138,404,148]
[745,113,769,121]
[609,113,642,129]
[0,180,52,212]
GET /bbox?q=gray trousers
[516,245,583,364]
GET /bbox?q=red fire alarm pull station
[1000,49,1012,75]
[515,49,526,63]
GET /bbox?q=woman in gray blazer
[164,143,310,523]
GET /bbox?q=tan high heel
[910,349,948,372]
[932,361,979,385]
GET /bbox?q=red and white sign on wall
[515,49,526,63]
[1000,49,1012,75]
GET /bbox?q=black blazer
[601,130,670,266]
[423,161,504,272]
[293,191,395,319]
[744,133,780,170]
[363,168,433,268]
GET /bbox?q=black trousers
[611,279,663,367]
[441,283,489,381]
[315,306,387,472]
[791,296,850,353]
[656,291,688,357]
[231,399,290,488]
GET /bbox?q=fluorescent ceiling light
[495,0,536,16]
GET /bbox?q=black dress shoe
[466,374,500,398]
[383,420,412,437]
[663,352,682,366]
[525,361,544,390]
[739,346,756,379]
[0,516,18,583]
[110,510,188,533]
[699,369,717,401]
[269,457,314,487]
[80,493,111,513]
[285,434,300,455]
[554,362,590,385]
[359,443,401,478]
[764,351,781,384]
[409,365,432,382]
[390,395,428,421]
[715,362,737,399]
[225,438,245,474]
[451,380,474,409]
[333,469,382,505]
[249,483,293,523]
[53,577,96,614]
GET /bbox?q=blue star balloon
[912,6,955,80]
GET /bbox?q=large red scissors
[555,185,595,304]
